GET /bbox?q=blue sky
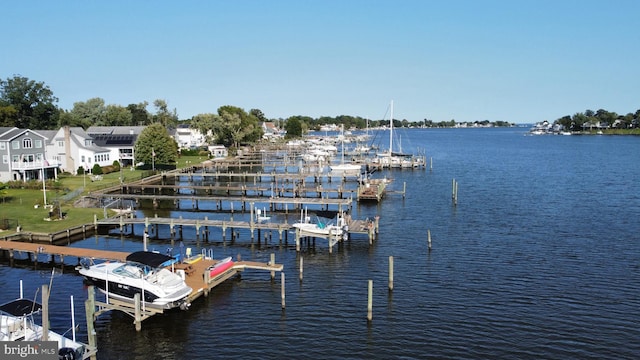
[2,0,639,123]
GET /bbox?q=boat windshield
[112,264,144,278]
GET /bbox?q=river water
[1,127,639,359]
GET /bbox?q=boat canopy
[126,251,175,268]
[0,299,42,317]
[313,210,339,219]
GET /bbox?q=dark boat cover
[126,251,175,268]
[312,210,339,219]
[0,299,42,316]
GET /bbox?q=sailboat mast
[389,100,394,155]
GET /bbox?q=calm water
[2,128,639,359]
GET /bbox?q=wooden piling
[428,229,432,251]
[42,284,49,341]
[299,256,304,281]
[367,280,373,322]
[270,253,276,279]
[388,256,394,291]
[85,286,97,359]
[134,293,142,331]
[281,272,286,309]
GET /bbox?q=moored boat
[0,297,93,359]
[77,251,193,311]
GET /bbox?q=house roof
[0,127,17,137]
[0,128,48,141]
[86,126,147,136]
[91,133,137,147]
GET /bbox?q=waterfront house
[47,126,111,174]
[0,127,60,182]
[87,126,145,168]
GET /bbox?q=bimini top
[126,251,175,268]
[0,299,42,317]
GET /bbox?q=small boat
[206,257,235,279]
[255,208,271,223]
[111,206,133,216]
[291,208,347,238]
[0,298,92,359]
[77,251,193,310]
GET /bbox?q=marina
[1,128,638,359]
[0,240,283,333]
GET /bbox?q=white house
[47,126,111,174]
[86,126,145,167]
[175,124,207,149]
[207,145,228,158]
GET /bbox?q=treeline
[554,109,640,130]
[1,74,514,142]
[0,75,181,129]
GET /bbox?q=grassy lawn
[0,156,206,236]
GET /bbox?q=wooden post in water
[454,181,458,206]
[367,280,373,322]
[85,286,97,360]
[299,256,304,281]
[42,284,49,341]
[281,272,286,309]
[428,229,432,251]
[388,256,394,291]
[134,293,142,331]
[204,270,210,296]
[270,253,276,280]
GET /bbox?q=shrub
[92,164,103,175]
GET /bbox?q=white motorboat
[0,298,92,359]
[291,208,347,238]
[77,251,193,310]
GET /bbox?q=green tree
[0,105,18,127]
[153,99,178,128]
[69,98,106,128]
[104,104,133,126]
[134,123,178,168]
[191,113,217,143]
[0,75,59,129]
[213,106,263,147]
[284,117,302,138]
[250,108,267,122]
[127,102,151,125]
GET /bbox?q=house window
[57,141,64,147]
[22,138,33,149]
[0,142,5,150]
[12,140,19,149]
[12,155,19,162]
[35,139,42,148]
[2,155,7,164]
[81,155,85,163]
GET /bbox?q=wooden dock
[95,213,378,251]
[0,240,283,332]
[88,192,353,212]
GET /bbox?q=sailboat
[374,100,414,168]
[330,124,362,175]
